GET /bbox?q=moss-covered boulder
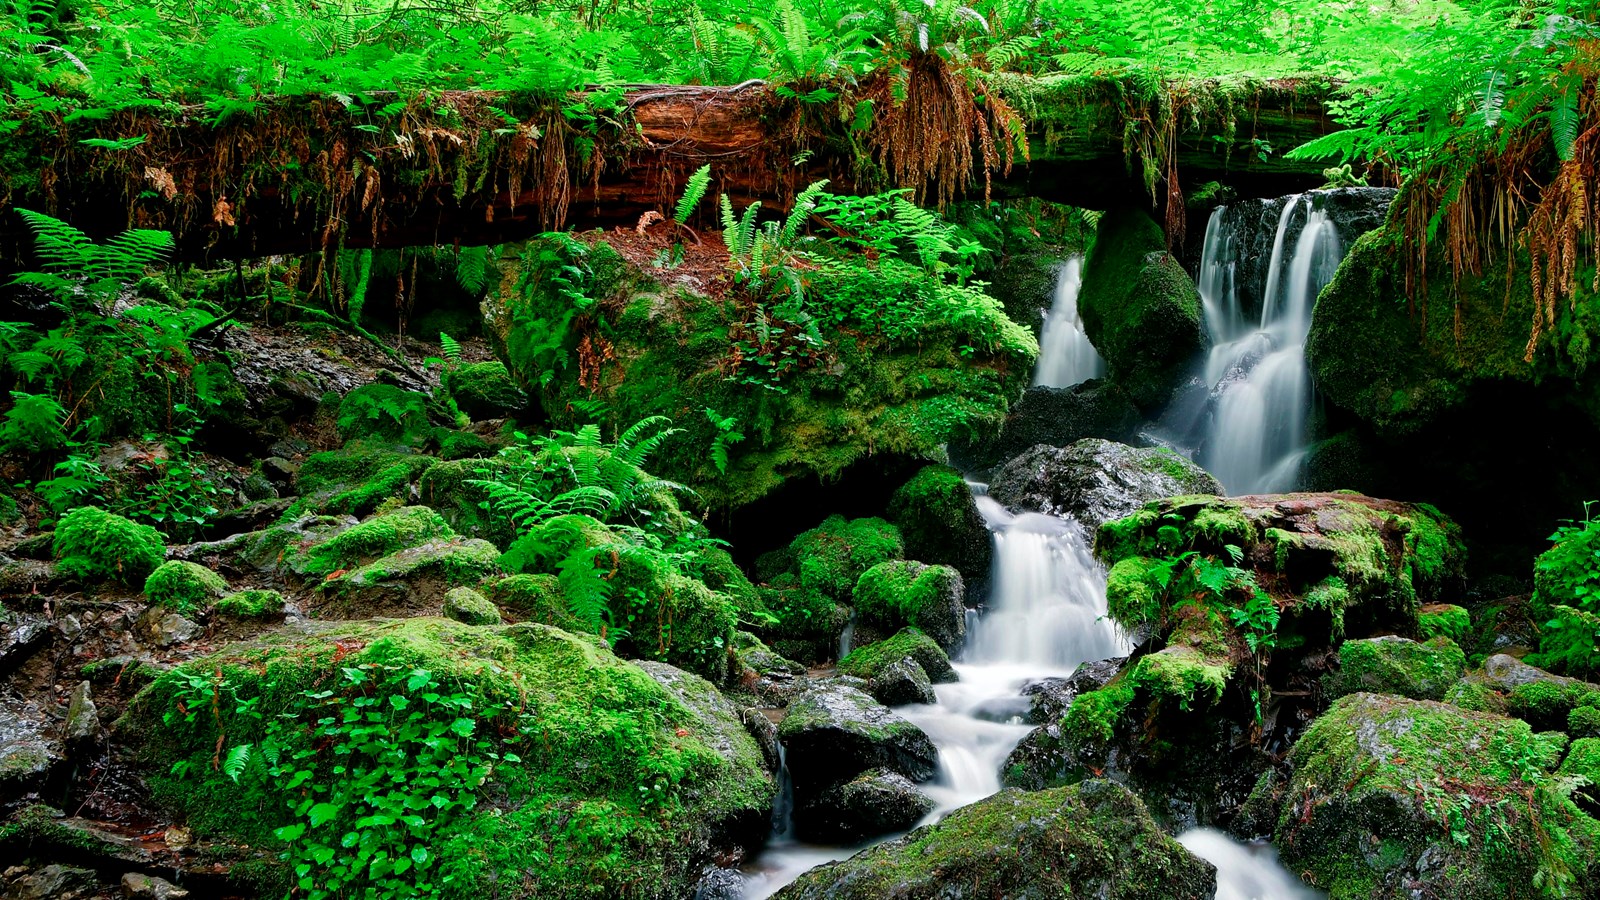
[443,360,525,421]
[948,380,1144,472]
[1077,208,1205,411]
[837,628,956,684]
[120,619,775,900]
[1276,692,1599,899]
[888,465,991,580]
[485,574,574,628]
[293,445,438,516]
[53,507,165,584]
[142,561,227,616]
[797,768,934,844]
[443,586,502,625]
[989,439,1222,530]
[869,657,937,706]
[852,560,966,652]
[215,589,284,619]
[335,383,436,446]
[486,236,1037,509]
[298,505,456,577]
[417,458,513,547]
[771,780,1216,900]
[777,684,938,795]
[759,515,905,662]
[1328,635,1466,701]
[1418,603,1472,645]
[318,537,501,615]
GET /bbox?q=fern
[13,209,173,296]
[439,332,463,363]
[222,743,252,783]
[675,164,713,225]
[779,179,829,247]
[454,245,491,294]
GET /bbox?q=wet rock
[949,381,1143,473]
[796,768,935,843]
[868,657,937,707]
[121,872,189,899]
[690,867,745,900]
[887,465,992,580]
[132,607,200,648]
[0,616,52,676]
[837,628,956,684]
[732,633,808,707]
[0,702,61,802]
[0,560,60,596]
[203,497,295,539]
[11,534,53,560]
[63,681,99,753]
[852,561,966,653]
[738,707,782,773]
[261,457,298,486]
[989,439,1221,530]
[1021,656,1124,724]
[2,864,98,899]
[1277,692,1595,899]
[777,685,938,793]
[772,780,1215,900]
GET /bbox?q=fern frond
[780,180,830,247]
[675,164,713,225]
[14,209,94,274]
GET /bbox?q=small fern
[675,164,713,225]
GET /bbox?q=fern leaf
[780,180,830,247]
[675,164,713,225]
[1552,91,1580,162]
[223,743,252,783]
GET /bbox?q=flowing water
[741,245,1327,897]
[1033,255,1104,389]
[1199,195,1346,495]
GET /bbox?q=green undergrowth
[123,618,773,900]
[1528,515,1600,677]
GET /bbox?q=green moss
[299,506,456,577]
[1570,705,1600,739]
[1076,207,1204,410]
[1443,675,1509,715]
[1329,636,1467,702]
[1506,679,1600,731]
[791,515,904,604]
[143,561,228,616]
[1062,675,1136,743]
[1559,737,1600,784]
[837,628,954,683]
[122,619,774,899]
[444,361,526,420]
[887,465,989,576]
[54,506,165,584]
[1278,692,1599,900]
[852,560,961,634]
[322,537,501,599]
[295,445,437,508]
[215,589,283,618]
[1105,556,1164,627]
[443,586,503,625]
[697,546,766,622]
[417,457,514,547]
[336,383,435,445]
[1418,603,1472,645]
[486,574,575,628]
[1129,646,1230,710]
[437,429,495,460]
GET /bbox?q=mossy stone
[299,505,456,577]
[1329,635,1467,702]
[215,589,284,619]
[852,560,966,652]
[143,561,228,616]
[444,361,526,420]
[887,465,991,579]
[485,574,574,628]
[443,586,502,626]
[53,507,165,585]
[837,628,955,684]
[1418,603,1472,646]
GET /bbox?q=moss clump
[1506,678,1600,732]
[300,506,456,576]
[437,429,495,460]
[54,506,165,584]
[773,780,1215,900]
[1329,636,1467,702]
[335,383,435,445]
[1559,737,1600,784]
[1418,603,1472,646]
[887,465,991,578]
[486,574,574,628]
[443,586,503,625]
[1062,645,1230,744]
[417,457,514,547]
[1076,207,1204,410]
[143,561,228,616]
[215,589,283,618]
[123,619,774,900]
[294,445,435,501]
[792,516,905,603]
[837,628,955,683]
[1569,705,1600,739]
[1278,692,1598,900]
[852,560,964,649]
[321,538,501,606]
[444,361,525,420]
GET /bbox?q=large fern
[13,209,172,296]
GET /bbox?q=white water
[1179,828,1324,900]
[1033,255,1104,388]
[1199,197,1344,495]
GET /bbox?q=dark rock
[690,867,746,900]
[772,780,1216,900]
[1,864,98,900]
[0,561,60,597]
[988,439,1221,529]
[202,497,295,540]
[777,685,938,792]
[1021,656,1124,724]
[11,534,53,560]
[868,658,937,707]
[949,380,1142,473]
[132,607,201,648]
[267,439,311,459]
[261,457,299,485]
[120,872,190,899]
[0,616,52,676]
[796,768,935,843]
[888,465,992,581]
[0,701,61,802]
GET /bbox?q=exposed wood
[0,78,1343,261]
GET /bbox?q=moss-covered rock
[759,516,905,662]
[837,628,956,684]
[318,537,501,615]
[416,457,514,547]
[53,507,165,584]
[888,465,991,580]
[443,360,526,421]
[443,586,502,625]
[776,684,938,793]
[121,619,774,900]
[1328,635,1466,701]
[852,560,966,652]
[487,236,1037,509]
[795,767,934,844]
[294,445,438,516]
[485,574,574,628]
[214,589,284,619]
[142,561,228,616]
[298,505,455,577]
[1077,208,1205,411]
[335,383,435,446]
[1277,692,1599,899]
[1418,603,1472,646]
[771,780,1215,900]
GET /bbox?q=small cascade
[1178,829,1325,899]
[1032,255,1103,388]
[1199,195,1345,494]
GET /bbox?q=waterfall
[1199,195,1345,495]
[1032,255,1103,388]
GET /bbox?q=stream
[740,195,1353,898]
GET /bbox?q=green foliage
[1531,512,1600,677]
[674,164,712,226]
[53,505,166,584]
[216,589,285,618]
[337,384,435,446]
[144,560,228,616]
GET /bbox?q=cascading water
[1199,195,1346,495]
[1032,255,1104,388]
